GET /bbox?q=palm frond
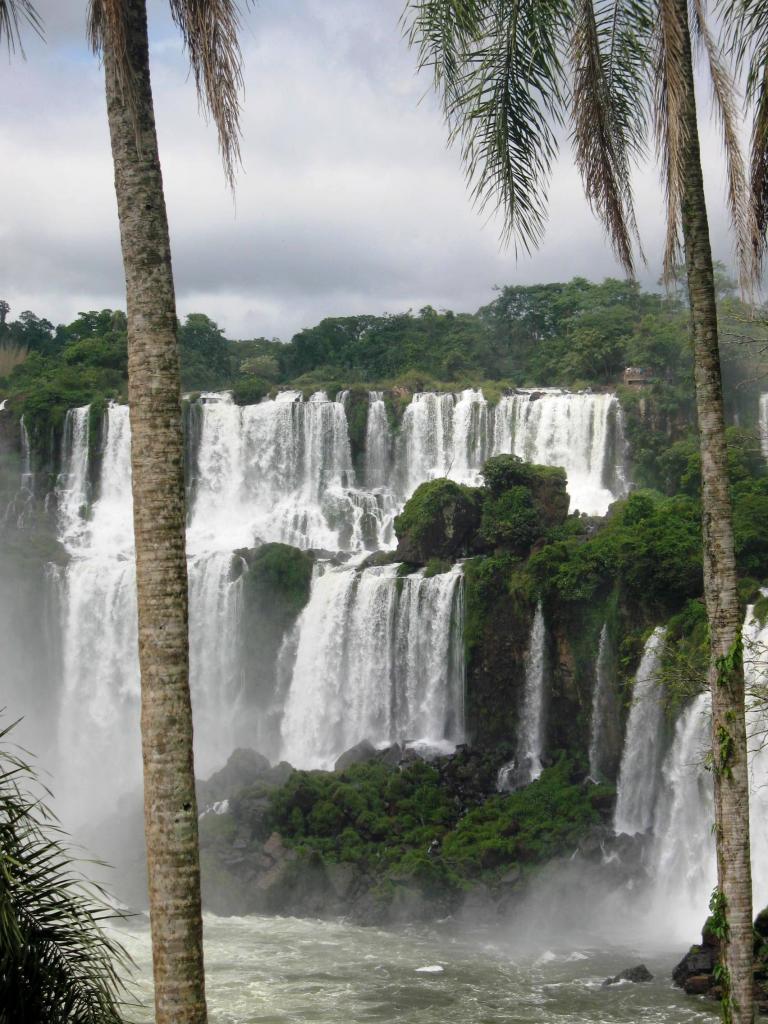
[89,0,252,190]
[0,721,133,1023]
[169,0,251,190]
[408,0,571,255]
[655,0,691,282]
[569,0,653,275]
[0,0,42,56]
[719,0,768,272]
[690,0,757,290]
[404,0,485,112]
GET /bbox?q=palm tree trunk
[101,2,207,1021]
[675,1,754,1019]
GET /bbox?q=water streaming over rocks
[497,602,548,792]
[613,628,667,836]
[588,624,615,783]
[280,562,465,769]
[761,392,768,461]
[516,602,548,785]
[31,385,633,821]
[642,601,768,937]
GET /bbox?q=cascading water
[588,624,614,782]
[56,402,139,822]
[645,601,768,938]
[56,406,91,544]
[46,384,628,817]
[613,627,666,835]
[279,563,465,769]
[760,393,768,461]
[365,391,391,489]
[498,602,547,791]
[492,391,625,516]
[516,602,547,786]
[187,390,393,553]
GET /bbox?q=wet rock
[334,739,378,772]
[376,742,404,767]
[673,910,768,1014]
[602,964,653,986]
[198,747,271,807]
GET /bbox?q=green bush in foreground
[0,724,130,1024]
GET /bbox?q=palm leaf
[569,0,653,274]
[690,0,756,289]
[0,722,133,1024]
[719,0,768,272]
[654,0,691,281]
[408,0,571,255]
[88,0,252,189]
[0,0,42,55]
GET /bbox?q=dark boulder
[602,964,653,986]
[197,747,271,808]
[673,911,768,1014]
[334,739,378,772]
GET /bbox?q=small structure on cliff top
[622,366,656,387]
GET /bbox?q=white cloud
[0,0,741,340]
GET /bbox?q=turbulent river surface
[118,915,715,1023]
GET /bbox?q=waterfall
[613,627,666,835]
[56,406,91,546]
[19,414,33,494]
[46,383,627,818]
[365,391,390,489]
[760,393,768,461]
[648,691,714,937]
[187,390,393,553]
[644,601,768,937]
[516,602,547,786]
[279,563,465,769]
[588,623,614,782]
[491,391,626,515]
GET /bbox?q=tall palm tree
[3,2,250,1021]
[85,3,250,1022]
[406,1,755,1019]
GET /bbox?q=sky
[0,0,744,342]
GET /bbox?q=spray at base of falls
[279,562,465,770]
[613,628,666,835]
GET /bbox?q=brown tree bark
[675,1,755,1019]
[101,2,207,1021]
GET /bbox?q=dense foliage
[3,267,765,461]
[0,726,130,1024]
[265,754,611,892]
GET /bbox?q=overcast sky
[0,0,743,341]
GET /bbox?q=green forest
[2,270,766,448]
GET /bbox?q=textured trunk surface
[674,1,754,1020]
[102,2,207,1021]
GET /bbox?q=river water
[118,914,715,1023]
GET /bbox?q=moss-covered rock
[482,454,569,531]
[394,478,482,563]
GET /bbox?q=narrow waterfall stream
[760,392,768,461]
[588,623,614,782]
[613,628,666,835]
[516,602,547,785]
